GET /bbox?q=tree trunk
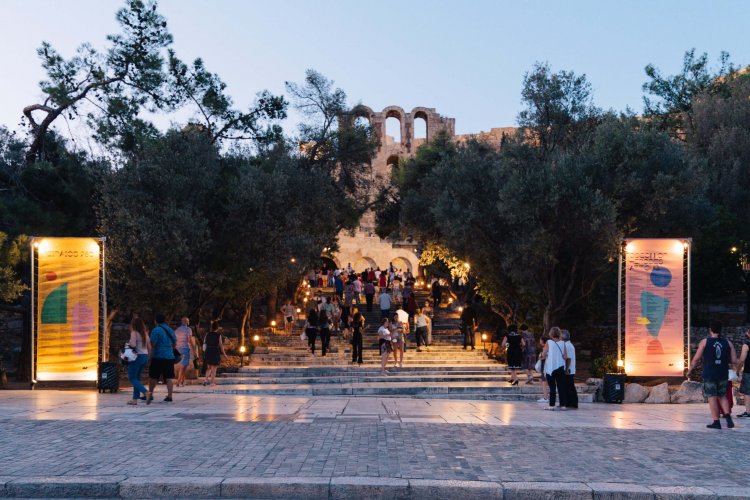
[266,289,278,328]
[239,301,252,348]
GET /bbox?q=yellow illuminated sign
[36,238,100,381]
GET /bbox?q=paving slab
[4,476,123,498]
[708,486,750,499]
[650,486,716,499]
[409,479,503,499]
[330,476,410,499]
[221,477,329,499]
[119,476,222,498]
[588,482,655,500]
[504,481,593,500]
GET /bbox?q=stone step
[248,359,499,366]
[217,374,541,385]
[176,381,595,402]
[236,365,510,374]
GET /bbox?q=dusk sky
[1,0,749,141]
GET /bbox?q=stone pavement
[0,391,749,498]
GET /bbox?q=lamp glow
[290,257,296,263]
[481,333,487,341]
[617,359,624,368]
[239,345,246,354]
[625,242,635,253]
[296,308,301,313]
[253,334,260,342]
[271,320,277,327]
[458,306,464,312]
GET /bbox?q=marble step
[236,365,510,375]
[217,374,541,385]
[176,381,595,402]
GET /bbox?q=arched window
[354,115,370,129]
[385,116,401,144]
[413,114,427,142]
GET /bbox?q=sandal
[737,412,750,418]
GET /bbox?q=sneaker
[164,396,173,402]
[126,400,138,406]
[544,407,556,411]
[725,415,735,429]
[537,398,548,403]
[706,420,721,429]
[737,412,750,418]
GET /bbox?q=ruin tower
[330,106,455,275]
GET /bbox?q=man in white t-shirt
[561,330,577,409]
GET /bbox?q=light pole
[239,345,246,367]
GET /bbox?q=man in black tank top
[687,321,738,429]
[736,327,750,418]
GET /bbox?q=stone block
[120,476,221,498]
[709,486,750,499]
[503,481,593,499]
[624,383,650,403]
[650,485,715,499]
[330,476,409,500]
[409,479,503,499]
[670,381,705,404]
[5,476,123,498]
[644,383,671,404]
[221,477,329,499]
[588,482,654,500]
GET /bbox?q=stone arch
[386,154,400,167]
[354,256,377,272]
[320,254,339,269]
[391,256,414,274]
[412,109,428,142]
[382,106,406,145]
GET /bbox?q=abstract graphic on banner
[624,239,685,376]
[36,238,100,381]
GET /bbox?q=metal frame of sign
[30,237,107,386]
[617,238,691,376]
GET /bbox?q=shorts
[149,357,175,381]
[740,373,750,396]
[379,338,392,355]
[178,348,190,368]
[703,379,728,398]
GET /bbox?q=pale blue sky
[1,0,748,140]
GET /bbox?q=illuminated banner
[624,238,686,376]
[35,238,101,381]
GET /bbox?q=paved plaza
[0,391,749,498]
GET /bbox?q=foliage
[0,232,28,303]
[590,354,618,378]
[643,49,736,139]
[286,70,378,229]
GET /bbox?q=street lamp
[239,345,246,367]
[617,359,624,374]
[481,333,487,350]
[270,320,277,333]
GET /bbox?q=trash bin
[603,373,625,403]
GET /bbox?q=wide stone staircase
[178,289,597,402]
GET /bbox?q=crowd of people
[123,314,227,406]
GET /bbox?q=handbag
[534,359,543,373]
[172,347,182,364]
[119,343,137,365]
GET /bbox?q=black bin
[602,373,625,403]
[97,361,119,393]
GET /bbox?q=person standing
[330,295,342,332]
[402,281,413,311]
[319,311,332,357]
[537,333,550,403]
[364,280,376,312]
[520,324,536,384]
[334,273,344,300]
[202,323,227,386]
[561,329,578,408]
[687,320,738,429]
[353,277,363,306]
[541,327,568,410]
[378,269,387,289]
[147,313,177,403]
[736,327,750,418]
[379,288,392,319]
[126,317,149,405]
[174,317,196,388]
[431,280,442,308]
[422,301,434,345]
[378,318,392,374]
[391,313,405,368]
[502,325,524,385]
[460,301,477,350]
[281,301,297,335]
[351,308,365,365]
[414,308,430,352]
[304,309,319,355]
